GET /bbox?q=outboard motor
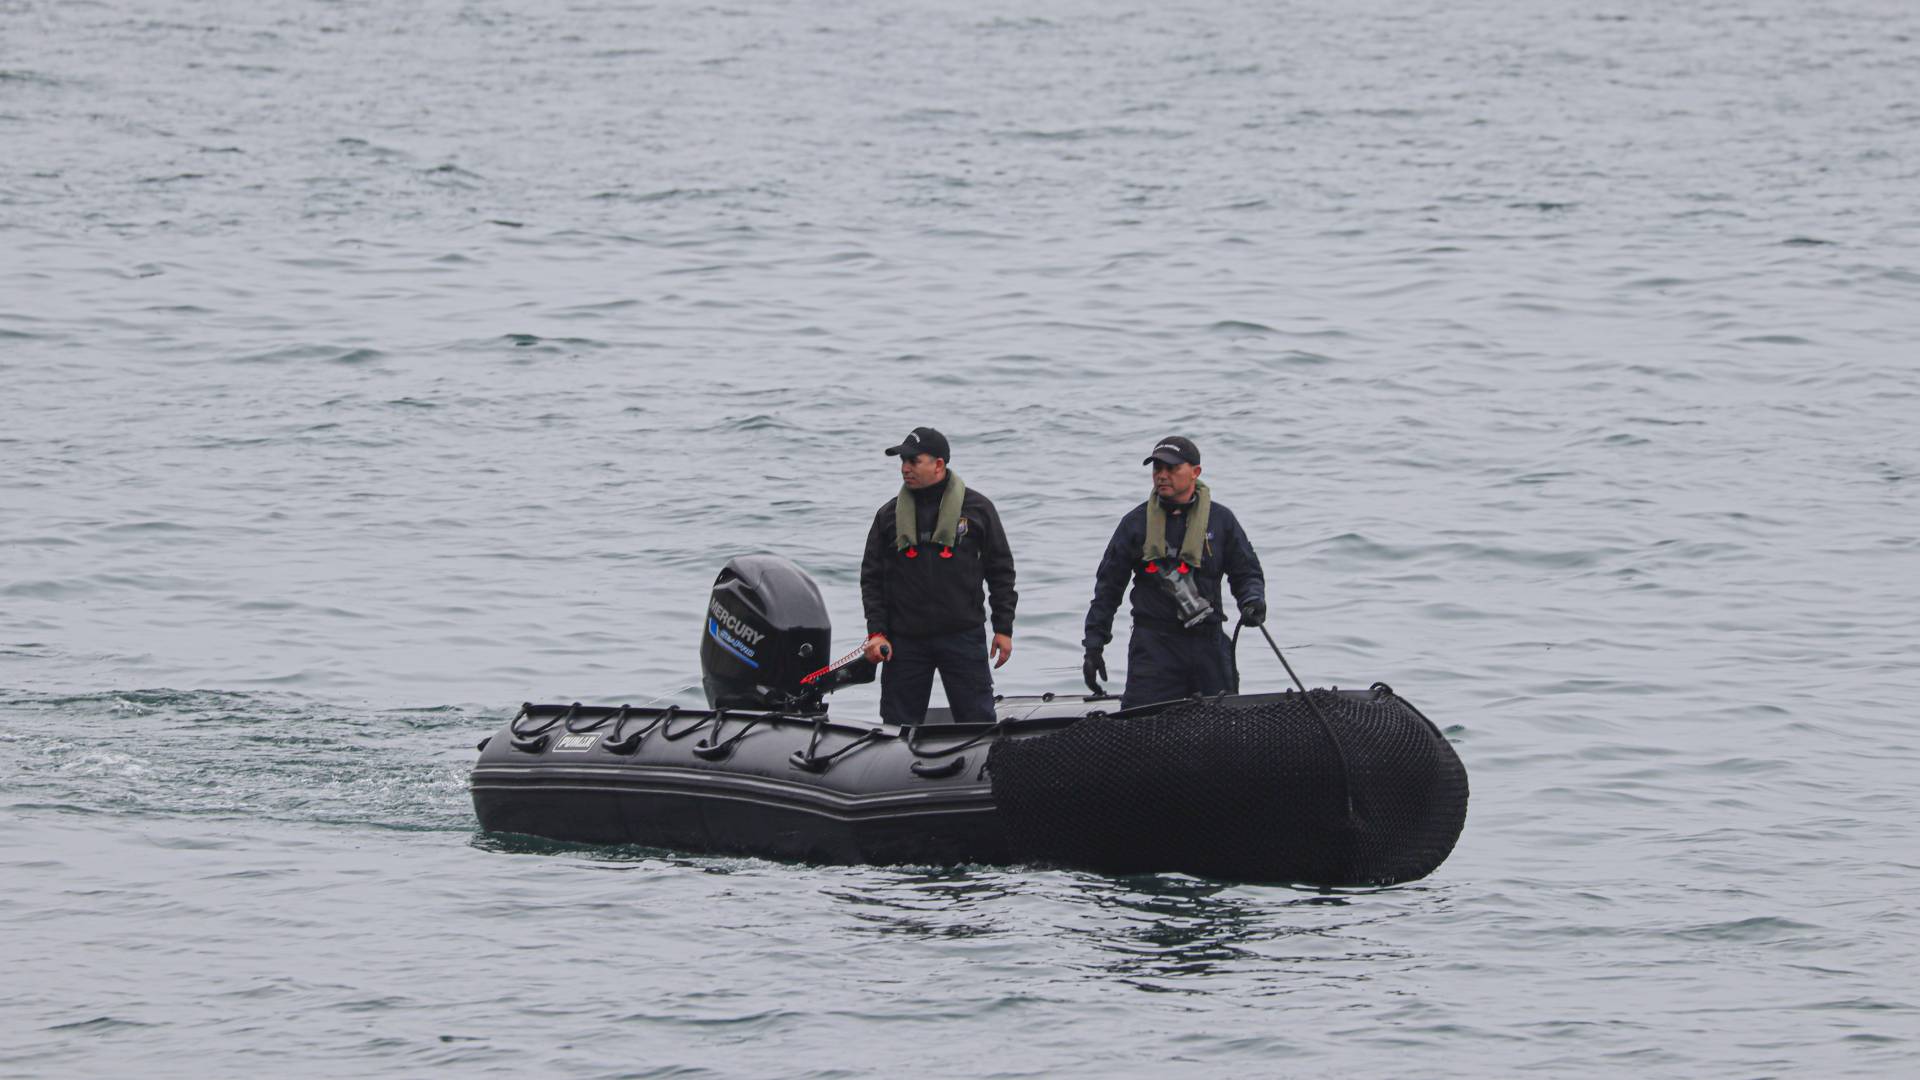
[701,555,834,711]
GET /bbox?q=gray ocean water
[4,0,1918,1074]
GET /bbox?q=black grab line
[1252,622,1355,820]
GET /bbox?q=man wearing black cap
[859,426,1017,725]
[1082,436,1267,709]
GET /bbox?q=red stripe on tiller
[800,643,869,685]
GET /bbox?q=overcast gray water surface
[4,0,1919,1075]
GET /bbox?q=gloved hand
[1241,600,1267,628]
[1082,648,1108,693]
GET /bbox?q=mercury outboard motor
[702,555,870,712]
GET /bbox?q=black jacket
[1082,496,1265,649]
[861,479,1017,639]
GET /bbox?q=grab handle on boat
[910,755,967,779]
[790,718,830,772]
[693,715,761,761]
[514,701,580,751]
[661,707,716,741]
[566,701,618,733]
[599,705,645,754]
[790,722,882,773]
[508,702,564,748]
[902,721,1004,762]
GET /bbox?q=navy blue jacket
[1082,496,1266,650]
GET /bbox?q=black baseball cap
[885,426,951,461]
[1143,435,1200,467]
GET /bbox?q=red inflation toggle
[905,546,918,558]
[1144,562,1159,573]
[939,546,952,559]
[1178,562,1190,574]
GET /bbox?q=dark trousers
[1120,624,1236,710]
[880,628,997,725]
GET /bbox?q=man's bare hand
[990,633,1013,669]
[863,634,892,663]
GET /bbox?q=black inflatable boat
[471,556,1468,887]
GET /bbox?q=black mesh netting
[986,690,1469,886]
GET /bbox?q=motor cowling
[700,555,831,711]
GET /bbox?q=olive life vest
[1142,480,1211,568]
[894,471,966,559]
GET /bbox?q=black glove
[1241,600,1267,628]
[1082,648,1108,693]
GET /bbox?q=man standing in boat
[860,427,1017,725]
[1082,436,1267,709]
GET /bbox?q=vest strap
[1143,480,1211,567]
